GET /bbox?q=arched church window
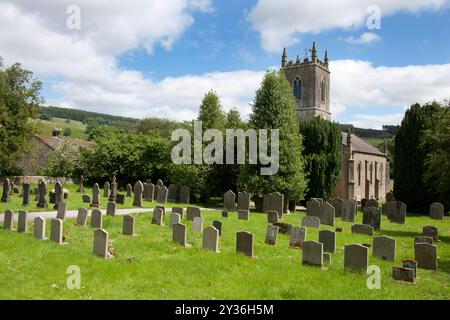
[357,161,362,186]
[369,162,373,183]
[321,79,326,101]
[293,77,302,99]
[379,163,383,184]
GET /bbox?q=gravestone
[82,194,91,203]
[152,207,164,226]
[237,191,250,211]
[365,199,378,208]
[267,211,278,223]
[172,207,184,219]
[236,231,254,257]
[202,226,219,252]
[186,207,201,221]
[321,202,335,226]
[362,206,381,231]
[392,267,415,283]
[306,198,321,217]
[76,175,85,193]
[238,209,249,220]
[91,209,103,228]
[116,194,125,204]
[167,184,178,202]
[342,199,357,222]
[179,186,190,204]
[37,180,48,208]
[3,210,14,230]
[133,181,144,207]
[223,190,236,211]
[192,217,203,231]
[126,184,133,197]
[386,191,395,202]
[302,241,323,266]
[53,182,63,210]
[423,226,438,242]
[323,253,331,265]
[109,176,117,202]
[387,201,406,224]
[344,244,369,272]
[33,216,46,240]
[221,210,229,218]
[265,225,279,245]
[17,210,28,233]
[1,178,11,203]
[414,243,437,270]
[91,183,101,208]
[50,218,64,244]
[157,179,164,187]
[173,223,188,247]
[273,222,293,234]
[122,215,135,236]
[213,220,222,236]
[262,193,271,212]
[106,201,116,216]
[332,197,344,217]
[169,213,181,228]
[414,236,433,245]
[76,208,88,227]
[156,186,168,204]
[56,202,67,220]
[143,183,154,202]
[270,192,284,217]
[103,182,110,198]
[301,216,320,228]
[153,185,160,200]
[373,236,396,261]
[290,227,306,248]
[22,183,30,206]
[430,202,444,220]
[403,259,417,278]
[93,229,111,258]
[318,230,336,253]
[351,224,374,235]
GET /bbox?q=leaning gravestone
[392,266,415,283]
[156,205,166,216]
[76,208,88,227]
[22,183,30,206]
[50,218,64,244]
[306,198,321,218]
[387,201,406,224]
[202,226,219,252]
[167,184,178,203]
[192,217,203,231]
[82,194,91,203]
[362,206,381,231]
[126,183,133,197]
[133,181,144,207]
[37,180,48,208]
[302,241,323,267]
[290,227,306,248]
[351,224,374,235]
[93,229,111,258]
[179,186,190,204]
[423,226,438,242]
[301,216,320,229]
[169,213,181,228]
[3,210,14,230]
[414,243,437,270]
[267,211,278,223]
[1,178,11,203]
[237,191,250,211]
[56,202,67,220]
[236,231,254,257]
[103,182,110,198]
[430,202,444,220]
[91,209,103,228]
[143,183,154,202]
[213,220,222,236]
[17,210,28,233]
[106,201,116,216]
[344,244,368,272]
[152,207,164,226]
[238,210,249,221]
[172,207,184,219]
[186,207,201,221]
[321,202,335,226]
[319,230,336,253]
[373,236,396,261]
[33,216,46,240]
[122,215,135,236]
[342,199,357,222]
[265,225,279,245]
[173,223,188,247]
[223,190,236,211]
[91,183,101,208]
[332,197,344,217]
[53,182,63,210]
[157,186,168,204]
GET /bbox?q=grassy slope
[33,117,88,139]
[0,187,449,300]
[363,138,384,149]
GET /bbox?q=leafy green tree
[226,108,243,129]
[63,128,72,136]
[238,70,308,202]
[394,101,443,213]
[0,59,43,175]
[40,139,84,178]
[136,117,184,138]
[198,90,225,131]
[299,117,342,200]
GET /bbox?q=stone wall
[1,176,76,185]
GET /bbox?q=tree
[136,117,182,138]
[40,139,84,178]
[0,60,43,175]
[299,117,342,200]
[197,90,225,131]
[63,128,72,136]
[238,70,308,202]
[226,108,243,129]
[394,101,443,213]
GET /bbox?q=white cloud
[351,113,405,129]
[345,32,382,45]
[249,0,449,52]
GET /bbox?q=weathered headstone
[126,183,133,197]
[1,178,10,203]
[318,230,336,253]
[223,190,236,211]
[342,199,357,222]
[321,202,335,226]
[106,201,116,216]
[179,186,190,204]
[50,218,64,244]
[76,208,88,227]
[143,182,154,202]
[132,181,143,207]
[265,225,279,245]
[37,180,48,208]
[332,197,344,217]
[238,209,249,220]
[273,222,293,234]
[33,216,46,240]
[344,244,369,272]
[270,192,284,217]
[116,194,125,204]
[430,202,444,220]
[91,183,101,208]
[387,201,406,224]
[302,241,323,266]
[351,224,374,235]
[172,207,184,219]
[167,184,178,202]
[213,220,222,236]
[109,176,117,202]
[187,207,201,221]
[76,175,85,193]
[152,207,164,226]
[301,216,320,228]
[290,227,306,248]
[237,191,250,211]
[53,182,63,210]
[3,209,14,230]
[267,211,278,223]
[236,231,254,257]
[423,226,438,242]
[82,194,91,203]
[192,217,203,231]
[157,179,164,187]
[403,259,417,278]
[22,183,30,206]
[365,199,379,208]
[173,223,188,247]
[17,210,28,233]
[169,213,181,228]
[103,182,110,198]
[414,243,437,270]
[386,191,395,202]
[202,226,219,252]
[122,215,135,236]
[156,186,168,204]
[221,210,228,218]
[93,229,111,258]
[414,236,433,245]
[362,206,381,231]
[91,209,103,228]
[306,198,321,217]
[392,267,415,283]
[56,202,67,220]
[373,236,396,261]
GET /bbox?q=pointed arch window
[293,77,302,99]
[320,79,327,101]
[357,161,362,186]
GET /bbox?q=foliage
[339,124,394,139]
[40,139,84,177]
[197,90,225,132]
[299,117,342,200]
[63,127,72,136]
[136,117,183,138]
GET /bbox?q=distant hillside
[339,124,397,139]
[33,117,88,139]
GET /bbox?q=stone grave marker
[306,198,321,217]
[91,209,103,228]
[173,223,188,247]
[33,216,46,240]
[172,207,184,219]
[236,231,254,257]
[302,241,323,266]
[37,180,48,208]
[167,184,178,203]
[237,191,250,211]
[332,197,344,217]
[344,244,369,272]
[403,259,417,278]
[362,206,381,231]
[109,176,117,202]
[373,236,396,261]
[267,211,278,223]
[192,217,203,231]
[76,175,85,193]
[50,218,64,244]
[187,207,201,221]
[122,215,135,236]
[116,193,125,204]
[53,182,63,209]
[351,224,374,235]
[238,209,249,220]
[126,183,133,197]
[17,210,28,233]
[290,227,306,248]
[265,225,279,245]
[202,226,219,252]
[93,229,111,258]
[133,181,143,207]
[414,236,433,245]
[142,182,153,202]
[318,230,336,253]
[392,267,415,283]
[1,178,11,203]
[91,183,101,208]
[3,209,14,230]
[22,183,30,206]
[414,243,437,270]
[423,226,438,242]
[179,186,190,204]
[76,208,88,227]
[221,210,228,218]
[223,190,236,211]
[213,220,222,236]
[106,201,116,216]
[103,182,110,198]
[321,202,335,226]
[169,213,181,228]
[82,194,91,203]
[365,199,379,208]
[387,201,406,224]
[152,207,164,226]
[430,202,444,220]
[56,202,67,220]
[157,186,168,204]
[342,199,357,222]
[301,216,320,228]
[157,179,164,187]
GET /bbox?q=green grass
[362,138,384,148]
[33,117,88,139]
[0,190,449,299]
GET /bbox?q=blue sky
[1,0,449,128]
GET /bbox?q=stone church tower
[281,42,331,120]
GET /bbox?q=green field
[33,117,88,139]
[0,185,449,300]
[362,138,385,149]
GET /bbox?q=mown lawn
[0,193,449,300]
[32,117,88,139]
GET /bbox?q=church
[281,43,390,201]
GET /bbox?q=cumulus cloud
[345,32,382,45]
[249,0,449,52]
